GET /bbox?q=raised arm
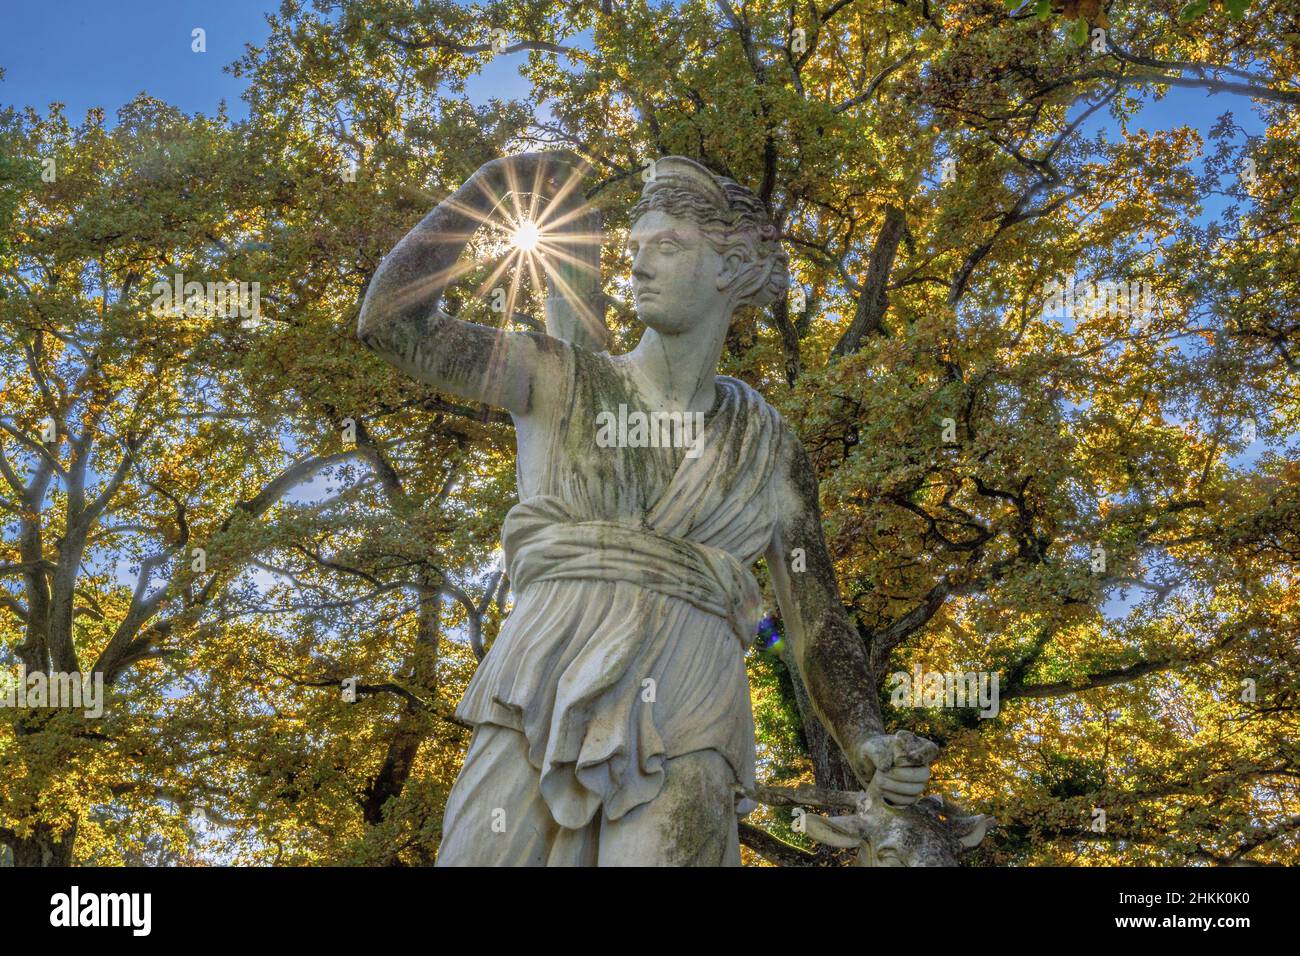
[766,430,936,804]
[357,153,588,417]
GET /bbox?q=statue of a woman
[357,152,935,865]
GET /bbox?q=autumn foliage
[1,0,1296,865]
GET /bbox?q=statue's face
[628,209,734,334]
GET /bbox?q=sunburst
[449,158,606,345]
[511,218,541,253]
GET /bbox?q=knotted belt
[502,495,762,648]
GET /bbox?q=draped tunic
[455,343,786,829]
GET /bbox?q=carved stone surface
[357,152,941,865]
[801,792,993,867]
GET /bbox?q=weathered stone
[357,152,941,866]
[801,790,994,867]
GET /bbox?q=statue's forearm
[772,573,885,784]
[357,173,493,351]
[780,556,886,752]
[770,441,886,781]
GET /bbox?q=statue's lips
[635,289,659,299]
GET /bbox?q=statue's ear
[715,249,745,293]
[802,813,865,850]
[950,813,994,850]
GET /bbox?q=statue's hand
[855,730,939,808]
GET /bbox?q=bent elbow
[356,286,394,351]
[356,307,380,349]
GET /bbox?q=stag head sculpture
[800,791,993,867]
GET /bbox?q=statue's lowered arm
[767,436,937,804]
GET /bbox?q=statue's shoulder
[716,375,786,426]
[716,375,801,459]
[716,376,816,476]
[716,374,773,408]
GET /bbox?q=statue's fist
[857,730,939,807]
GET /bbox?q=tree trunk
[831,204,906,357]
[9,820,77,867]
[360,587,442,865]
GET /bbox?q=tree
[1,0,1295,865]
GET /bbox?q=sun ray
[527,163,547,224]
[540,261,606,341]
[504,251,526,324]
[384,252,499,317]
[470,249,519,305]
[454,177,512,224]
[523,246,547,302]
[533,201,597,236]
[533,164,591,230]
[500,161,531,224]
[533,237,603,278]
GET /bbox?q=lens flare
[511,219,541,253]
[441,161,606,349]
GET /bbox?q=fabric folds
[455,358,786,831]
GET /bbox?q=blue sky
[0,0,533,120]
[0,1,277,120]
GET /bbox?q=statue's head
[628,157,788,334]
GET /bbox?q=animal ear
[950,813,994,849]
[802,813,865,850]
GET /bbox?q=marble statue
[357,152,937,865]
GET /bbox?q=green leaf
[1222,0,1250,20]
[1034,0,1052,20]
[1004,0,1023,9]
[1179,0,1211,23]
[1070,16,1089,45]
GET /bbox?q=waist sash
[503,496,762,648]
